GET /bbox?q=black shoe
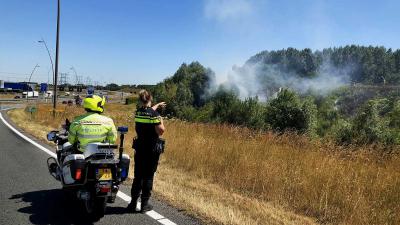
[127,199,138,213]
[140,199,153,213]
[107,196,116,203]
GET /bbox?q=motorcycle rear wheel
[84,197,107,219]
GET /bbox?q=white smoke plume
[204,0,253,22]
[216,58,353,100]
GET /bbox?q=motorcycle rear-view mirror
[47,131,58,141]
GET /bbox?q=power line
[59,72,68,85]
[1,71,104,85]
[0,71,48,77]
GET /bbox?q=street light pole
[28,64,40,83]
[53,0,60,117]
[27,64,40,101]
[38,38,55,86]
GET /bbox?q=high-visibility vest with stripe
[68,112,117,152]
[134,107,161,143]
[134,114,161,124]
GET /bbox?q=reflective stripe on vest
[77,133,108,139]
[134,115,160,124]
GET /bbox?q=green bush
[209,89,241,124]
[333,99,398,146]
[265,89,316,134]
[238,97,267,130]
[125,96,137,105]
[316,97,340,137]
[352,100,386,144]
[333,119,353,145]
[153,62,214,117]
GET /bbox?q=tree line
[248,45,400,84]
[144,46,400,147]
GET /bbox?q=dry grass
[0,93,18,99]
[163,121,400,225]
[155,166,316,225]
[8,103,400,225]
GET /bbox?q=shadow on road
[10,189,127,225]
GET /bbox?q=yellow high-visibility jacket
[68,112,117,152]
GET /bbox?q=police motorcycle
[46,120,130,219]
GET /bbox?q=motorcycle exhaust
[77,190,90,200]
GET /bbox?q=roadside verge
[4,107,318,225]
[0,109,179,225]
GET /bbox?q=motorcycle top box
[84,143,117,159]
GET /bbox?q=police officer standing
[127,90,166,213]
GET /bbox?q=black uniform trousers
[131,147,161,200]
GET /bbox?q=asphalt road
[0,109,202,225]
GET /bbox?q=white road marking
[159,218,179,225]
[116,191,132,202]
[146,210,165,220]
[0,111,177,225]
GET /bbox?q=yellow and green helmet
[83,95,106,113]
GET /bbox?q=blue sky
[0,0,399,85]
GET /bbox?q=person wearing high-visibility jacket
[127,89,166,213]
[68,95,117,152]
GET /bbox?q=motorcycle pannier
[62,154,86,185]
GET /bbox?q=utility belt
[132,137,165,155]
